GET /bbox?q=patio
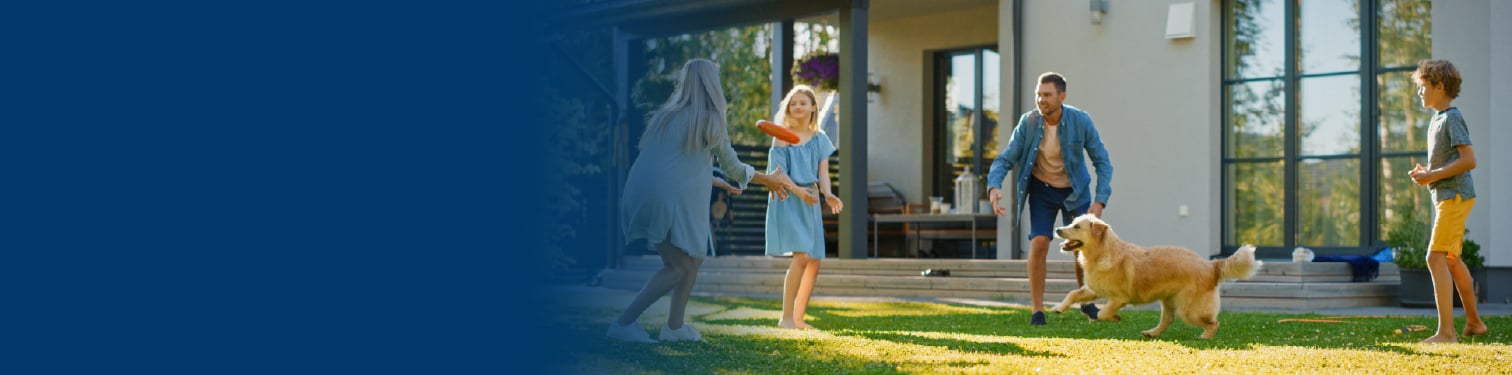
[597,255,1406,310]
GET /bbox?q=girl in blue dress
[609,59,803,343]
[766,85,843,330]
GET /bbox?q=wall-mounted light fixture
[1090,0,1109,25]
[867,72,882,103]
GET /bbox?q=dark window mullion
[1361,0,1378,247]
[1224,76,1286,85]
[1283,0,1298,249]
[1224,156,1286,163]
[1297,70,1360,79]
[1295,154,1363,161]
[1220,0,1230,250]
[973,49,985,179]
[1378,151,1426,158]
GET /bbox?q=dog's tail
[1214,244,1263,281]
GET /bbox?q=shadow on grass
[543,292,1503,372]
[854,331,1061,358]
[691,296,1507,355]
[538,322,913,374]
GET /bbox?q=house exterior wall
[1435,0,1512,302]
[867,5,999,204]
[1009,0,1223,260]
[867,0,1508,272]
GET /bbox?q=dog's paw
[1098,313,1121,322]
[1049,305,1068,314]
[1141,329,1162,338]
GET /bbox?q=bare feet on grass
[1463,322,1488,337]
[777,319,815,330]
[1419,333,1457,344]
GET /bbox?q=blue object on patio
[1312,255,1379,282]
[1371,248,1394,263]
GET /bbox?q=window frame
[932,45,999,204]
[1221,0,1428,257]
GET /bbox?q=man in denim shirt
[987,72,1114,326]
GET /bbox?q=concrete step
[601,256,1403,309]
[616,255,1394,282]
[598,269,1075,302]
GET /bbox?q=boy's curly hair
[1412,59,1461,99]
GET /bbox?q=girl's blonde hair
[640,59,729,153]
[774,85,819,133]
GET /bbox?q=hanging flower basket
[792,51,882,96]
[792,51,840,92]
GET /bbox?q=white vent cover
[1166,2,1196,39]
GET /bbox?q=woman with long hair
[608,59,805,343]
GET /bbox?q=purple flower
[792,52,840,91]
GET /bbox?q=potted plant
[1386,210,1485,307]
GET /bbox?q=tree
[636,25,773,146]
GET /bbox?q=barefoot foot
[1419,334,1457,344]
[777,319,799,329]
[1463,322,1488,337]
[794,321,815,330]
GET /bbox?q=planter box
[1398,267,1487,307]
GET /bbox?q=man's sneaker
[660,324,703,342]
[1030,311,1047,326]
[606,321,657,343]
[1080,303,1101,320]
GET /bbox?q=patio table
[872,213,997,259]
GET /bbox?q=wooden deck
[597,256,1401,310]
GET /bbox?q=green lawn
[543,294,1512,374]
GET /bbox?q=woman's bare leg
[615,242,689,326]
[667,254,703,330]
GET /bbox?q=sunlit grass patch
[545,294,1512,374]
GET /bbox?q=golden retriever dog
[1048,215,1261,339]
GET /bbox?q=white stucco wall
[1435,0,1508,267]
[865,0,1504,263]
[1491,0,1512,268]
[867,5,999,204]
[1010,0,1223,259]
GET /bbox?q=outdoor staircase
[596,255,1400,310]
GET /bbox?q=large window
[934,47,1000,203]
[1223,0,1431,256]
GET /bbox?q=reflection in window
[946,54,975,171]
[1226,0,1285,79]
[1298,158,1360,246]
[1227,162,1284,246]
[1377,156,1432,240]
[936,48,999,205]
[1299,75,1360,156]
[1377,71,1429,153]
[1223,0,1430,254]
[1299,0,1360,74]
[983,50,1000,161]
[1378,0,1432,68]
[1374,0,1432,247]
[1228,80,1285,158]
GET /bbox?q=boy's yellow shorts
[1428,195,1475,258]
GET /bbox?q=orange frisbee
[756,120,800,144]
